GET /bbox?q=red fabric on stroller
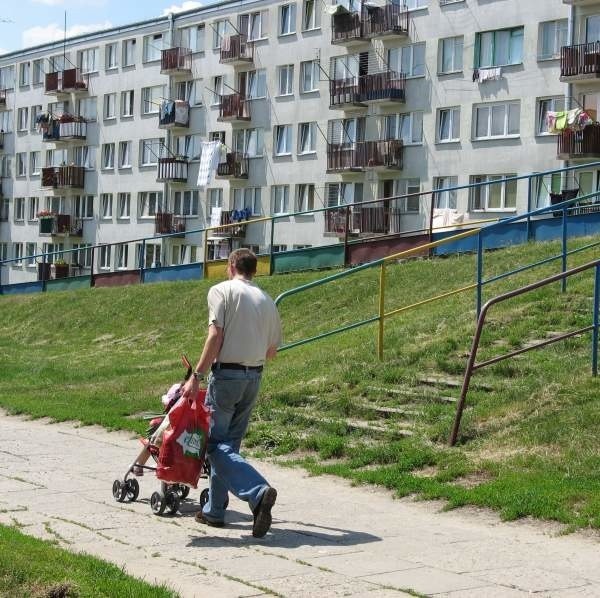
[156,389,210,489]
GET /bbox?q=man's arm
[182,324,223,398]
[266,345,278,360]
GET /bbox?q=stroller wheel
[174,484,190,500]
[112,479,127,502]
[165,491,180,515]
[150,491,166,515]
[199,488,209,508]
[126,478,139,502]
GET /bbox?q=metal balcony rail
[158,100,190,128]
[330,71,406,107]
[449,259,600,446]
[41,165,85,189]
[325,202,402,235]
[157,157,189,183]
[212,210,248,238]
[362,3,409,37]
[218,93,250,121]
[154,212,186,235]
[45,68,88,94]
[560,41,600,78]
[160,47,192,73]
[331,11,363,43]
[220,34,253,63]
[327,140,403,171]
[0,89,5,105]
[557,124,600,160]
[38,214,83,236]
[0,130,4,149]
[216,152,249,178]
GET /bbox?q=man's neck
[233,273,252,282]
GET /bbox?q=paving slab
[1,412,599,598]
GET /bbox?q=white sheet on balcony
[196,140,222,187]
[432,208,464,229]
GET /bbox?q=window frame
[475,26,524,69]
[473,101,521,140]
[438,36,463,75]
[436,107,461,143]
[469,174,518,212]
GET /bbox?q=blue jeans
[202,367,269,522]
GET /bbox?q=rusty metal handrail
[449,258,600,446]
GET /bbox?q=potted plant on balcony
[53,258,69,279]
[37,210,55,234]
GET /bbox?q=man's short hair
[229,248,257,277]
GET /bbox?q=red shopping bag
[156,389,210,488]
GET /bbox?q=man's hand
[182,376,199,400]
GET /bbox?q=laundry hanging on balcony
[175,100,189,124]
[546,108,594,134]
[432,208,465,229]
[473,67,502,82]
[196,140,223,187]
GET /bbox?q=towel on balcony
[160,100,174,121]
[174,100,189,125]
[476,67,502,82]
[197,141,223,187]
[432,208,464,229]
[221,35,231,52]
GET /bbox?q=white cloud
[162,1,202,16]
[23,21,113,48]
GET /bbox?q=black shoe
[252,487,277,538]
[195,511,225,527]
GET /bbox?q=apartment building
[0,0,575,285]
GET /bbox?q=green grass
[1,236,600,531]
[0,523,178,597]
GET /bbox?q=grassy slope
[1,237,600,530]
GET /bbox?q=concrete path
[0,412,599,598]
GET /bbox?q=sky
[0,0,208,55]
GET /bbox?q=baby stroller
[111,356,212,516]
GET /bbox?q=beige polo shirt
[207,278,282,367]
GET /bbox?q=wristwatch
[192,371,204,382]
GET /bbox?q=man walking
[183,249,282,538]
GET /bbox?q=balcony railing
[160,47,192,74]
[220,34,254,64]
[158,100,190,129]
[216,152,249,178]
[324,202,402,235]
[154,212,186,236]
[362,3,409,38]
[218,93,251,121]
[561,42,600,79]
[38,214,83,236]
[0,131,4,150]
[331,11,363,44]
[329,71,406,108]
[0,89,5,106]
[41,165,85,189]
[326,140,404,172]
[211,210,248,238]
[43,119,87,143]
[557,124,600,160]
[45,68,88,94]
[156,157,189,183]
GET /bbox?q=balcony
[557,124,600,160]
[41,165,85,189]
[0,131,4,150]
[211,210,248,238]
[38,214,83,236]
[330,71,406,109]
[156,157,189,183]
[326,140,404,172]
[216,152,249,179]
[217,93,251,122]
[154,212,186,236]
[220,34,254,65]
[160,47,192,75]
[158,100,190,129]
[331,11,364,45]
[324,202,401,236]
[0,89,5,106]
[43,117,87,143]
[45,68,88,95]
[561,42,600,82]
[362,3,409,39]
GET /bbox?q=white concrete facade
[0,0,572,284]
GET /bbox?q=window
[13,243,24,265]
[73,146,95,169]
[302,0,320,30]
[101,193,113,219]
[28,197,39,221]
[272,185,290,214]
[142,85,165,114]
[179,24,205,52]
[19,62,30,86]
[16,153,26,177]
[49,54,66,73]
[277,65,294,96]
[42,242,64,264]
[74,195,94,219]
[298,122,316,154]
[31,105,42,131]
[0,111,11,133]
[174,135,202,160]
[213,20,230,49]
[300,60,319,93]
[176,80,200,105]
[26,243,36,266]
[121,90,134,117]
[45,148,67,167]
[140,138,163,166]
[72,243,92,268]
[77,97,97,121]
[118,141,132,168]
[389,43,425,78]
[385,112,423,144]
[102,143,115,169]
[0,156,11,178]
[233,128,263,157]
[43,196,65,215]
[105,42,118,69]
[437,107,460,142]
[274,125,292,155]
[14,197,25,221]
[475,27,524,68]
[103,93,116,119]
[123,39,136,66]
[17,107,28,131]
[534,172,562,209]
[232,187,261,215]
[78,48,99,74]
[438,36,463,74]
[238,11,266,41]
[117,193,130,219]
[279,3,296,35]
[537,97,565,135]
[246,69,267,99]
[117,244,129,270]
[327,116,364,145]
[138,191,164,217]
[143,33,163,62]
[0,243,7,261]
[212,75,223,105]
[405,0,427,8]
[474,101,520,139]
[539,20,567,61]
[380,178,420,212]
[30,152,41,175]
[139,243,161,268]
[0,65,14,89]
[173,190,199,216]
[99,245,111,270]
[207,188,223,216]
[433,176,458,209]
[296,183,315,211]
[470,174,517,211]
[327,182,363,206]
[33,59,43,85]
